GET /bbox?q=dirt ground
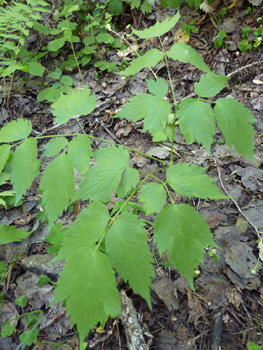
[1,1,263,349]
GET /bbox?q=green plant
[214,30,227,48]
[245,6,252,15]
[248,341,263,350]
[37,68,75,102]
[0,12,256,347]
[239,25,263,51]
[181,20,198,36]
[242,26,251,39]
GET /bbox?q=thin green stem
[36,133,169,165]
[0,310,44,328]
[65,14,84,83]
[159,37,177,164]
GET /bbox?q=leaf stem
[159,37,177,164]
[36,133,170,165]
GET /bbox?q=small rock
[20,254,64,281]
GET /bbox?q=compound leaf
[119,49,163,77]
[40,153,75,226]
[43,137,68,157]
[11,138,38,204]
[51,86,97,124]
[0,119,32,142]
[115,94,171,140]
[77,145,129,202]
[177,98,215,153]
[147,78,168,98]
[0,224,31,244]
[166,163,227,199]
[106,212,154,307]
[166,42,211,73]
[54,248,121,343]
[194,73,229,97]
[138,182,167,215]
[0,144,11,172]
[67,134,93,174]
[154,204,216,289]
[215,98,255,162]
[132,12,180,38]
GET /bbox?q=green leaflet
[67,134,93,175]
[47,36,66,51]
[147,78,168,98]
[54,248,121,343]
[215,98,256,162]
[177,98,216,153]
[0,119,32,142]
[11,137,38,204]
[39,153,75,226]
[166,163,227,199]
[0,144,11,172]
[51,86,97,124]
[115,90,171,140]
[166,42,211,73]
[154,204,216,289]
[117,167,140,198]
[194,73,229,97]
[0,224,31,244]
[132,12,180,38]
[76,145,129,202]
[119,49,163,77]
[138,182,167,215]
[43,137,68,157]
[106,212,154,307]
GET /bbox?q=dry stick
[120,290,152,350]
[214,158,260,239]
[226,60,263,78]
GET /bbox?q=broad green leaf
[215,98,255,161]
[106,212,154,307]
[166,163,227,199]
[154,204,216,289]
[47,36,66,51]
[166,42,211,72]
[96,32,114,44]
[194,73,229,97]
[77,146,129,202]
[146,78,168,98]
[43,137,68,157]
[57,201,110,260]
[0,119,32,142]
[177,98,215,153]
[27,60,45,76]
[40,153,75,226]
[138,182,167,215]
[60,75,74,86]
[67,134,93,174]
[119,49,163,77]
[51,86,97,124]
[0,144,11,172]
[132,12,180,38]
[0,224,30,244]
[11,138,38,204]
[54,248,121,342]
[115,94,171,139]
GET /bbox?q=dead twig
[214,159,260,239]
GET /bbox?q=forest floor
[1,0,263,349]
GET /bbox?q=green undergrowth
[0,10,258,349]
